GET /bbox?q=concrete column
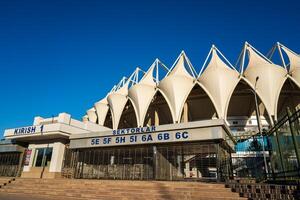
[154,110,159,126]
[183,102,189,123]
[185,162,190,178]
[49,142,65,172]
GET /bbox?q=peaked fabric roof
[107,82,130,129]
[94,97,109,126]
[281,46,300,85]
[243,45,287,117]
[86,107,97,123]
[159,53,195,122]
[85,42,300,128]
[198,47,240,119]
[128,63,157,126]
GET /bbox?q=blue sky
[0,0,299,137]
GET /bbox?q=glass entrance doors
[34,147,53,167]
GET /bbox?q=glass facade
[267,109,300,180]
[232,136,270,179]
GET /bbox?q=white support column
[183,102,189,123]
[49,142,65,172]
[154,110,159,126]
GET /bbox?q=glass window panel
[34,147,53,167]
[34,149,44,167]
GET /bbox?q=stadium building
[1,42,300,181]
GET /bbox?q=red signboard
[24,149,32,166]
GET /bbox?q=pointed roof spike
[172,52,182,66]
[199,46,214,76]
[166,52,184,76]
[214,46,239,72]
[137,58,170,85]
[280,43,299,56]
[199,46,238,78]
[274,43,288,69]
[278,43,300,75]
[277,41,281,46]
[138,60,156,85]
[182,51,198,78]
[237,42,274,74]
[268,42,296,70]
[246,43,273,64]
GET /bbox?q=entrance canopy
[4,113,109,142]
[0,139,25,153]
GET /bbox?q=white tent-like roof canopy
[85,42,300,130]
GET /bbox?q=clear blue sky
[0,0,299,137]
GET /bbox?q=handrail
[267,108,300,135]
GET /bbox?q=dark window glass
[34,148,53,167]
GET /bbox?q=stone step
[15,179,219,185]
[5,185,232,193]
[10,182,226,190]
[0,190,245,200]
[4,186,237,196]
[0,192,247,200]
[12,183,226,189]
[0,178,248,200]
[2,186,237,197]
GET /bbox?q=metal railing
[265,108,300,182]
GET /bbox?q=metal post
[216,144,221,182]
[153,146,157,180]
[286,108,300,169]
[253,77,269,175]
[40,144,49,178]
[273,124,286,179]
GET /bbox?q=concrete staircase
[0,178,246,200]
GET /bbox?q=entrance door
[155,143,218,181]
[33,147,53,178]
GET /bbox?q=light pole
[249,76,269,175]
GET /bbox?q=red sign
[24,149,32,166]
